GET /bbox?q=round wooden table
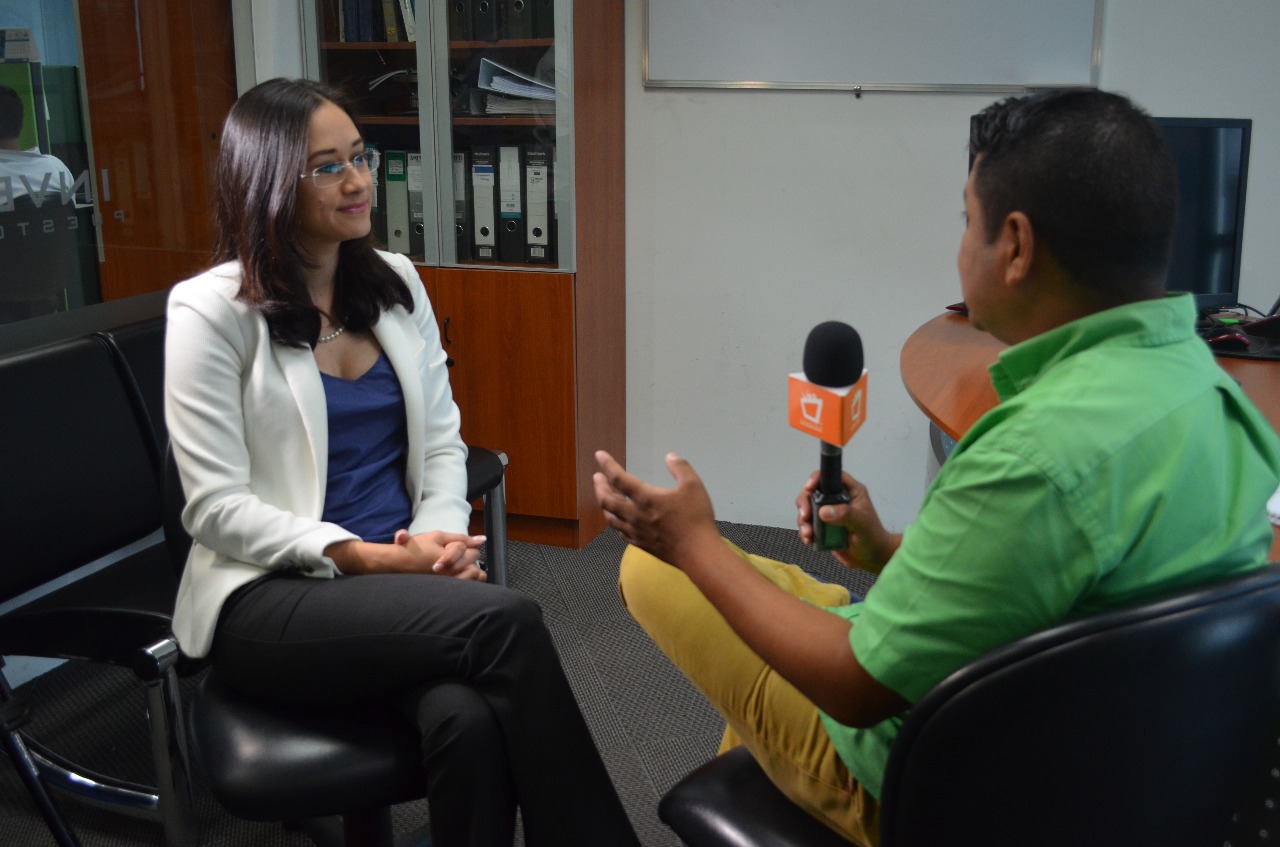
[901,312,1280,558]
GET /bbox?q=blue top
[319,352,414,543]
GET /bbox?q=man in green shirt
[593,89,1280,845]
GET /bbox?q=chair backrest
[1,192,79,302]
[0,334,164,602]
[97,317,167,451]
[880,564,1280,847]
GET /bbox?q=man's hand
[598,452,908,727]
[796,470,901,574]
[592,450,722,568]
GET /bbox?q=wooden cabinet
[423,267,579,543]
[312,1,624,547]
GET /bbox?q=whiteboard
[644,0,1103,92]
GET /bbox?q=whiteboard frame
[642,0,1104,94]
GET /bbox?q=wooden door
[78,0,237,301]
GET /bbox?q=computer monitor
[1151,117,1252,313]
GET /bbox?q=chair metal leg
[1,726,83,847]
[136,637,197,847]
[0,642,196,847]
[345,805,395,846]
[288,816,346,847]
[144,662,197,846]
[19,734,158,815]
[484,451,510,587]
[1,669,82,847]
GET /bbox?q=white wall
[622,0,1280,534]
[1098,0,1280,315]
[235,0,308,91]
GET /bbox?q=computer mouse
[1206,330,1251,351]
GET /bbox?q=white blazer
[164,251,471,658]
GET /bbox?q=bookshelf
[307,0,624,548]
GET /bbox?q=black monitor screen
[1152,117,1252,312]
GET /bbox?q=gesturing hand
[592,450,721,568]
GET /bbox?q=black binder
[470,146,497,262]
[523,144,553,263]
[496,145,524,263]
[452,149,471,261]
[532,0,554,39]
[500,0,532,39]
[473,0,499,41]
[449,0,472,40]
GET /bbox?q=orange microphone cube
[788,370,868,446]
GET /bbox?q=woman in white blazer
[165,78,639,847]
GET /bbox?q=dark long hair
[969,89,1177,302]
[212,77,412,348]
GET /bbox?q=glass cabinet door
[304,0,574,271]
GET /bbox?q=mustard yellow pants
[618,540,880,846]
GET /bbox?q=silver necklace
[317,325,345,343]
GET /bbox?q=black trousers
[210,572,640,847]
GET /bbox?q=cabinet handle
[443,317,455,367]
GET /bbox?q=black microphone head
[803,321,863,387]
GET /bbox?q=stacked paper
[478,57,555,101]
[484,93,555,116]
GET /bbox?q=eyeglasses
[299,149,381,188]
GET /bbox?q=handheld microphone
[788,321,867,551]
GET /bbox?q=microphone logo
[788,371,868,446]
[800,392,823,427]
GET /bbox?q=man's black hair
[969,89,1177,300]
[0,85,24,141]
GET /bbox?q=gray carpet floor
[0,521,875,847]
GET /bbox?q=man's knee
[618,544,685,620]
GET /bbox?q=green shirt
[822,294,1280,799]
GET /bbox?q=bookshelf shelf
[451,116,555,127]
[319,41,416,50]
[360,115,418,125]
[450,38,554,51]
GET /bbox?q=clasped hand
[326,530,487,580]
[392,529,487,580]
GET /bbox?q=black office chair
[0,193,78,323]
[659,564,1280,847]
[98,318,169,452]
[0,334,194,847]
[165,441,511,847]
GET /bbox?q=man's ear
[999,211,1035,288]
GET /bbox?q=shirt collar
[989,294,1198,401]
